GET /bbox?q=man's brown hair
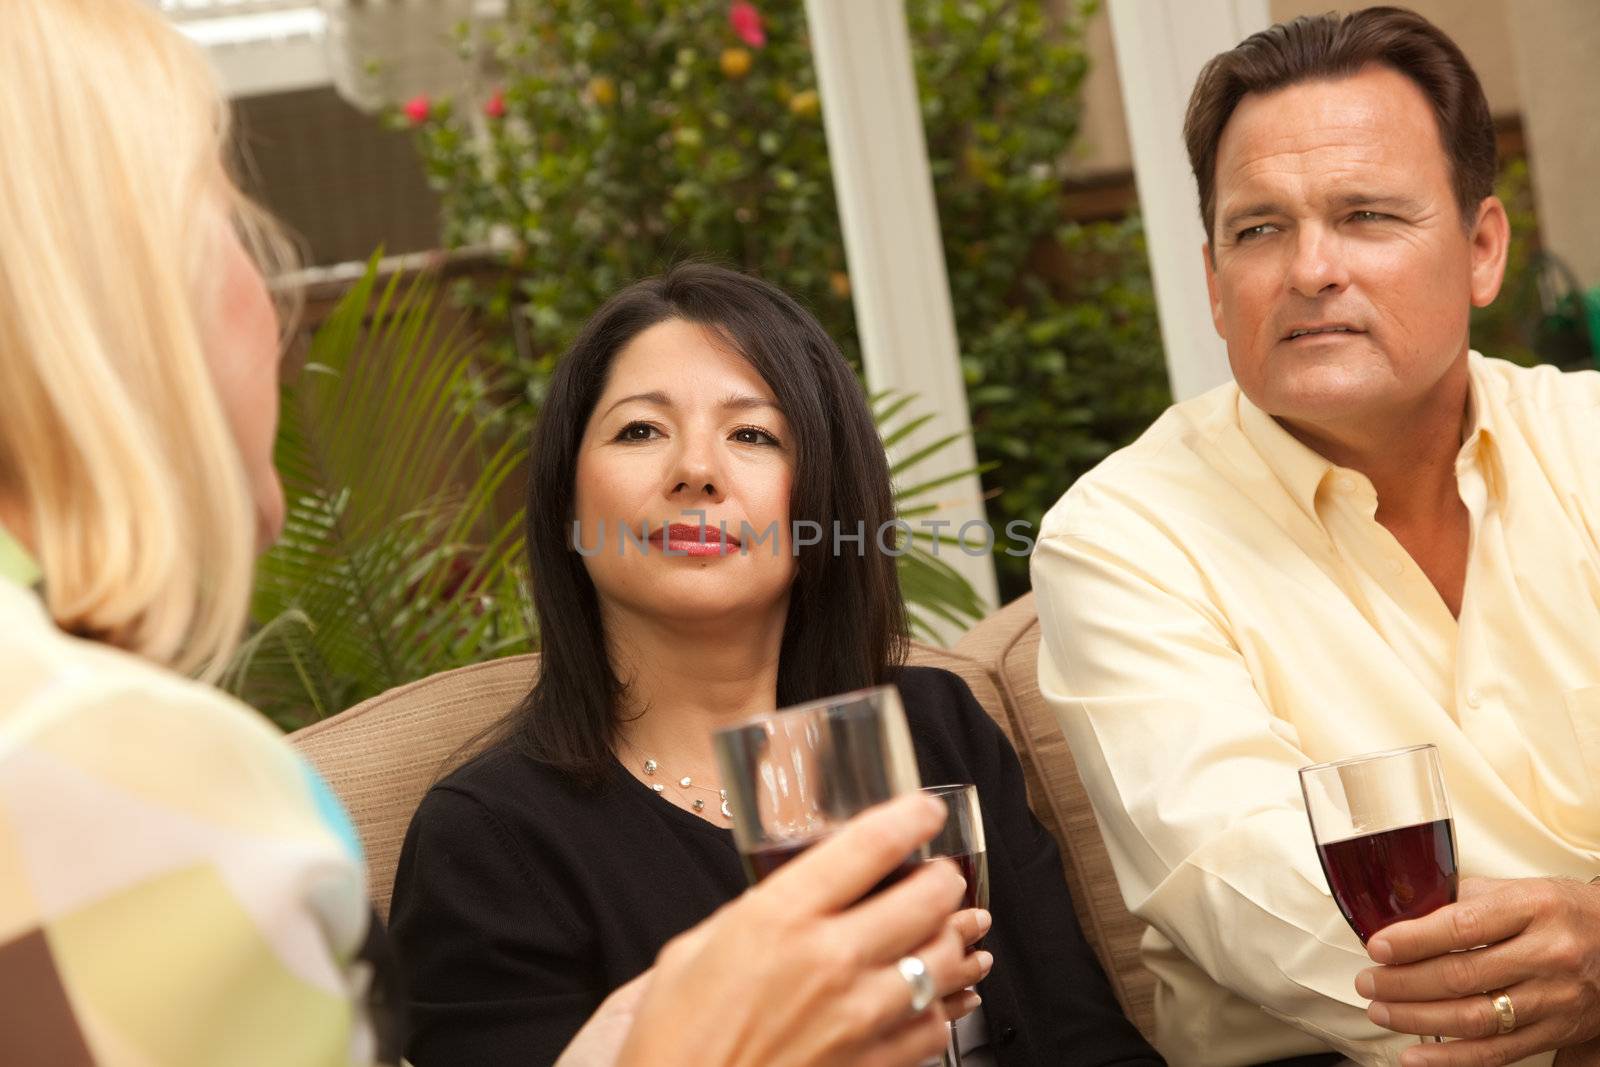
[1183,6,1496,243]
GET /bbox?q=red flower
[484,89,506,119]
[403,94,431,126]
[728,1,765,48]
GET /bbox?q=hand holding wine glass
[608,791,989,1067]
[1301,744,1457,1046]
[1353,875,1600,1064]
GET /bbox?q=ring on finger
[896,954,936,1014]
[1488,990,1517,1035]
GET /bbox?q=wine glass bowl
[921,784,989,913]
[1299,743,1457,945]
[714,684,923,886]
[921,783,987,1067]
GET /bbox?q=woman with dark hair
[389,264,1162,1067]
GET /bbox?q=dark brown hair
[1183,6,1496,241]
[495,263,908,786]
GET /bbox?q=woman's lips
[646,522,741,556]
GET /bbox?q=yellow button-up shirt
[1033,354,1600,1067]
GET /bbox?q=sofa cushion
[957,593,1157,1043]
[291,654,539,923]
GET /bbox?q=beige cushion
[957,593,1158,1043]
[290,653,541,923]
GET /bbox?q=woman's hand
[1356,876,1600,1065]
[613,791,991,1067]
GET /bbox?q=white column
[1108,0,1270,401]
[803,0,1000,634]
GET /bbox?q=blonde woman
[0,2,977,1065]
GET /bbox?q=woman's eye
[732,426,779,447]
[616,422,660,442]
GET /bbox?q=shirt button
[1466,688,1483,708]
[1387,558,1404,574]
[996,1025,1018,1046]
[1337,476,1357,492]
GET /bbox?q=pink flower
[403,94,431,126]
[484,89,506,119]
[729,1,765,48]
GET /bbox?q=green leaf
[229,258,531,728]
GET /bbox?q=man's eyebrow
[1220,192,1425,234]
[1329,191,1423,213]
[1219,202,1284,234]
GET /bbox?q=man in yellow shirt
[1032,8,1600,1067]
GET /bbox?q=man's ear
[1468,195,1511,309]
[1202,241,1226,339]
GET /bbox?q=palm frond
[875,390,990,637]
[229,256,531,727]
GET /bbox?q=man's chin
[1244,357,1399,424]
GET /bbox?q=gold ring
[1489,990,1517,1035]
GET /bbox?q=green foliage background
[407,0,1170,599]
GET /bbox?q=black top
[389,666,1163,1067]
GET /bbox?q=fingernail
[977,950,994,975]
[1354,970,1375,999]
[1368,1001,1390,1027]
[966,991,983,1010]
[975,909,992,935]
[921,794,948,821]
[1368,935,1392,963]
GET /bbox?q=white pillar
[804,0,1000,635]
[1108,0,1270,401]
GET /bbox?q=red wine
[742,838,921,896]
[949,850,990,912]
[1316,818,1457,943]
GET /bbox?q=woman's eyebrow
[599,390,671,420]
[719,393,780,413]
[598,391,780,419]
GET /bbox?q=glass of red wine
[1300,743,1457,1045]
[713,684,924,888]
[922,784,988,1067]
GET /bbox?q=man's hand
[1354,876,1600,1065]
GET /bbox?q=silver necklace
[641,757,732,820]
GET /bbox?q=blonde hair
[0,0,297,677]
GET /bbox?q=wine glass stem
[942,1021,963,1067]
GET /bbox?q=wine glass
[713,684,924,886]
[1300,743,1456,1044]
[922,784,987,1067]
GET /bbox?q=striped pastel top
[0,525,390,1066]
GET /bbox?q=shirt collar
[0,521,42,590]
[1235,351,1503,521]
[1236,389,1336,521]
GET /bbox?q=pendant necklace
[639,756,733,821]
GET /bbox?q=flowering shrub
[406,0,1169,597]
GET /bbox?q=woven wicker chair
[288,593,1157,1042]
